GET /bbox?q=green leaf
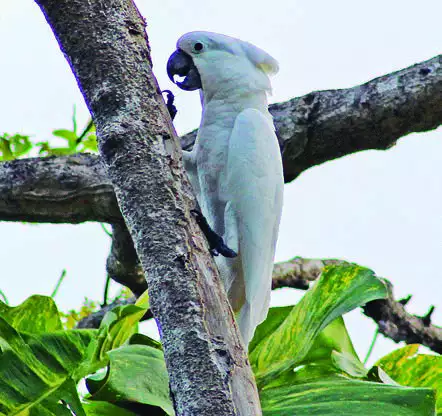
[72,105,78,134]
[261,364,338,390]
[129,333,162,350]
[81,134,98,152]
[249,305,292,356]
[302,316,360,366]
[9,134,32,158]
[79,290,152,376]
[52,129,78,142]
[260,376,436,416]
[0,137,13,160]
[251,307,364,376]
[250,264,387,383]
[0,296,63,334]
[86,344,174,416]
[375,345,442,413]
[83,401,137,416]
[0,317,94,415]
[331,351,368,378]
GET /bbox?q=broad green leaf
[40,147,76,156]
[260,376,436,416]
[251,307,364,376]
[261,364,338,390]
[368,366,401,385]
[0,317,94,415]
[10,135,32,157]
[129,333,162,350]
[86,344,174,416]
[331,350,367,378]
[302,316,360,366]
[0,296,62,334]
[83,401,136,416]
[249,306,292,355]
[78,290,152,377]
[375,345,442,413]
[256,314,366,389]
[251,264,386,382]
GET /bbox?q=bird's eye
[193,42,204,52]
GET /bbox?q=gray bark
[34,0,261,415]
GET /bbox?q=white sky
[0,0,441,366]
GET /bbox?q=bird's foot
[162,90,177,120]
[191,209,237,258]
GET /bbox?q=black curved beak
[167,49,202,91]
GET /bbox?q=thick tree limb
[182,54,442,181]
[35,0,260,414]
[0,153,118,223]
[0,56,440,227]
[272,257,442,354]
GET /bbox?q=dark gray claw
[191,209,237,258]
[162,90,177,120]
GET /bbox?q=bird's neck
[200,89,270,128]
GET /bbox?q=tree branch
[1,56,440,227]
[35,0,261,414]
[106,223,146,297]
[0,153,118,223]
[182,54,442,181]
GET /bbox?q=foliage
[375,345,442,413]
[0,109,97,161]
[61,299,100,330]
[0,264,439,415]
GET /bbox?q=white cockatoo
[167,31,283,346]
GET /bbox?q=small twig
[76,119,94,144]
[364,328,379,365]
[420,305,436,327]
[50,269,67,298]
[102,275,111,307]
[398,295,412,306]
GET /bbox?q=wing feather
[225,108,283,344]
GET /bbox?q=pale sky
[0,0,441,365]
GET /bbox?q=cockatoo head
[167,31,279,96]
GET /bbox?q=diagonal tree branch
[1,56,440,226]
[182,54,442,181]
[1,56,440,217]
[35,0,260,414]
